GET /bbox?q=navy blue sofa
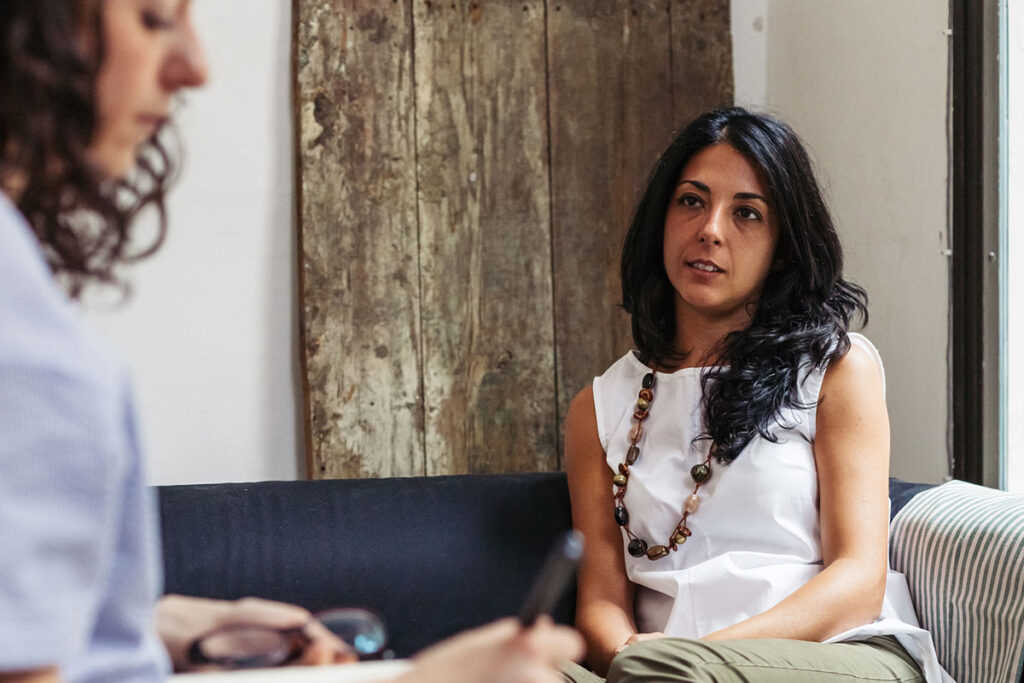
[157,473,935,660]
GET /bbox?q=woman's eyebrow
[677,179,709,192]
[677,181,767,204]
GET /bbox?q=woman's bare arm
[0,668,60,683]
[703,342,890,642]
[564,386,639,674]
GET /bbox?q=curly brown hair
[0,0,175,297]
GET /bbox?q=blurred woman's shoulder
[0,192,126,402]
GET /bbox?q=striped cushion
[889,481,1024,683]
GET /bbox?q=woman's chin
[85,145,137,180]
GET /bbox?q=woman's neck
[670,307,754,370]
[1,138,31,202]
[0,167,26,204]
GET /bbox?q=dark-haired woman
[562,108,950,683]
[0,1,581,681]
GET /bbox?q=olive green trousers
[562,635,924,683]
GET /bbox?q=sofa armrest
[889,481,1024,683]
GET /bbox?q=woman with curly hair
[562,108,950,682]
[0,2,582,681]
[0,0,178,294]
[0,1,207,679]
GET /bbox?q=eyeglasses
[187,607,389,669]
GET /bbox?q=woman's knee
[606,638,707,683]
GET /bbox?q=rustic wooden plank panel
[295,1,424,478]
[671,0,734,124]
[414,0,556,474]
[548,0,677,462]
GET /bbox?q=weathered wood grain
[295,0,733,478]
[548,0,678,463]
[295,0,424,478]
[671,0,734,124]
[413,0,557,474]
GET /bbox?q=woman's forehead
[678,144,770,196]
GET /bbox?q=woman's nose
[697,207,725,245]
[162,20,209,91]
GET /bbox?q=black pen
[518,530,584,628]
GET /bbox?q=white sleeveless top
[593,333,952,682]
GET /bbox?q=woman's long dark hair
[0,0,174,297]
[621,107,868,463]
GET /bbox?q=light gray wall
[88,1,303,485]
[732,0,951,483]
[1008,0,1023,493]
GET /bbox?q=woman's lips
[137,114,168,131]
[686,259,724,273]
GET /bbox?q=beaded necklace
[611,370,714,561]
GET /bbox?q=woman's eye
[677,194,702,208]
[736,206,762,221]
[142,10,175,31]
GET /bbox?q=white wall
[731,0,767,108]
[88,1,303,485]
[731,1,951,484]
[1008,0,1023,493]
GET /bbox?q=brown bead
[633,410,648,422]
[636,397,651,412]
[626,445,640,465]
[629,422,643,442]
[690,462,711,483]
[672,531,688,545]
[645,544,669,560]
[639,388,653,402]
[618,462,629,475]
[613,474,628,487]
